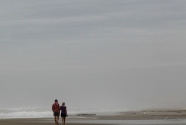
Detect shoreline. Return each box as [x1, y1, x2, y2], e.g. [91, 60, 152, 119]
[1, 109, 186, 120]
[1, 110, 186, 125]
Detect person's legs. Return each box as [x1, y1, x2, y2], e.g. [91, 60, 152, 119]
[54, 112, 59, 125]
[56, 116, 59, 124]
[62, 117, 65, 125]
[62, 117, 64, 124]
[61, 117, 63, 124]
[64, 117, 66, 125]
[54, 116, 56, 123]
[54, 116, 58, 124]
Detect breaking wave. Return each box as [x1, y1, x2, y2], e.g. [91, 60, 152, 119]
[0, 107, 125, 119]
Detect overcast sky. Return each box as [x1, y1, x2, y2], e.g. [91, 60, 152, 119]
[1, 0, 186, 110]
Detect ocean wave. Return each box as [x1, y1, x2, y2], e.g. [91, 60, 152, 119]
[0, 111, 51, 119]
[0, 108, 126, 119]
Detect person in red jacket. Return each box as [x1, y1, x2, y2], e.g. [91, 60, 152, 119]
[52, 99, 60, 125]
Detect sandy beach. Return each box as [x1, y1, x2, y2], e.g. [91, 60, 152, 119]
[0, 118, 115, 125]
[1, 110, 186, 125]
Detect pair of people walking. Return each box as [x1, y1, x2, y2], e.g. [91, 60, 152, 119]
[52, 99, 67, 125]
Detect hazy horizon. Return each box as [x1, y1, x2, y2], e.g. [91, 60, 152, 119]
[1, 0, 186, 111]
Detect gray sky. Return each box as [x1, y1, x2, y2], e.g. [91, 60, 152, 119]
[1, 0, 186, 110]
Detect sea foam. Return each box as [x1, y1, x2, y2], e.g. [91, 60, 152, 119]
[0, 107, 125, 119]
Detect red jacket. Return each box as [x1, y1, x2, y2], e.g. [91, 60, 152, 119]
[52, 102, 60, 112]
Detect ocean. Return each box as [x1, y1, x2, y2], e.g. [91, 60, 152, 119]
[0, 107, 122, 119]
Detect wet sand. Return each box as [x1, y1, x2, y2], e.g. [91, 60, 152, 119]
[100, 109, 186, 120]
[0, 118, 114, 125]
